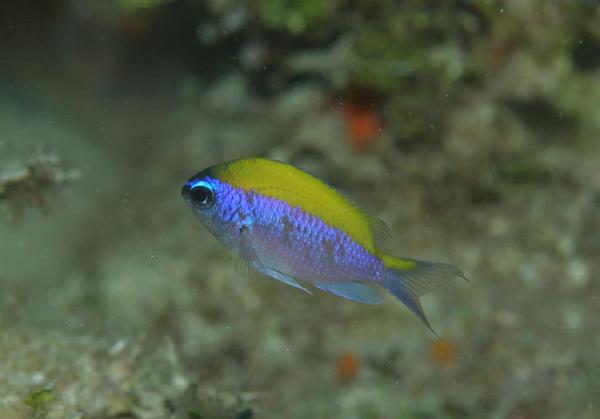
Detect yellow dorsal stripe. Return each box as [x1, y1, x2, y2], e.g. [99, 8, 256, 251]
[212, 158, 378, 254]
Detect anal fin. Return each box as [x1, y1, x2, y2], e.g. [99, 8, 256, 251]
[315, 281, 384, 304]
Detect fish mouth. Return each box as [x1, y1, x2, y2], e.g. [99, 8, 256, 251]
[181, 182, 192, 202]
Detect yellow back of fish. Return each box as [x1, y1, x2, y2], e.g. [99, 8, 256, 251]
[211, 158, 379, 254]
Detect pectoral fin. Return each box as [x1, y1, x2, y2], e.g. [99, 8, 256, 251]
[238, 224, 311, 294]
[238, 224, 264, 272]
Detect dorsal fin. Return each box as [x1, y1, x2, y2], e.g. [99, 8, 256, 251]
[367, 216, 392, 250]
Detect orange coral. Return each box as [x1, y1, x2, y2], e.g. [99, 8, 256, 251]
[343, 104, 382, 153]
[431, 339, 455, 367]
[336, 352, 360, 384]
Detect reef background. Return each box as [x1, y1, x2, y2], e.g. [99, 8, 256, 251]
[1, 1, 599, 418]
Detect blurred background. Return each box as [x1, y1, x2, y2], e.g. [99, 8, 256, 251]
[1, 1, 599, 418]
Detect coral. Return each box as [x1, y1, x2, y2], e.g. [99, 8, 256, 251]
[349, 0, 480, 145]
[0, 151, 80, 217]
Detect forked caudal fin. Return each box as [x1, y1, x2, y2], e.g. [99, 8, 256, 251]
[382, 256, 467, 337]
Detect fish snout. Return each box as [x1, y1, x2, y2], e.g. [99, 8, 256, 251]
[181, 182, 192, 202]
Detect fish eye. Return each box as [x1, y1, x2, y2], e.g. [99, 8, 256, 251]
[190, 183, 215, 209]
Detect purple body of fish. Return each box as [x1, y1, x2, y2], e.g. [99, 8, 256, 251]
[208, 179, 386, 284]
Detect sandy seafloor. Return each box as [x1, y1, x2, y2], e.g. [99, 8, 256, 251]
[1, 2, 599, 418]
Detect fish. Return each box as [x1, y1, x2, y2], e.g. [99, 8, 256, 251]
[181, 157, 466, 334]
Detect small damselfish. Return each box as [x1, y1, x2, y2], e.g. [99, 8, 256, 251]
[181, 158, 466, 334]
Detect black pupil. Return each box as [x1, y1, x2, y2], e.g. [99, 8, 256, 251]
[191, 186, 212, 205]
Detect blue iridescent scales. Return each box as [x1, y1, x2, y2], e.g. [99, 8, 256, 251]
[182, 158, 466, 335]
[215, 178, 385, 284]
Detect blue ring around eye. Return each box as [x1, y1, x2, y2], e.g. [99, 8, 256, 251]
[188, 179, 213, 190]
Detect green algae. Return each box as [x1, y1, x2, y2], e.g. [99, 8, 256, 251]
[24, 388, 54, 413]
[258, 0, 329, 34]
